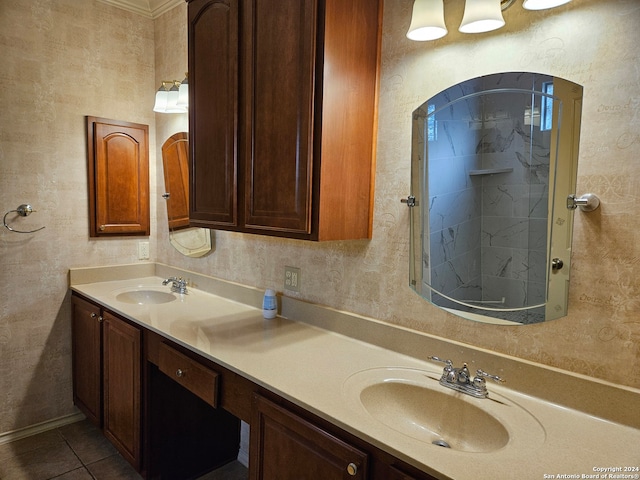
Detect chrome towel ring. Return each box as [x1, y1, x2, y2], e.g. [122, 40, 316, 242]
[3, 204, 45, 233]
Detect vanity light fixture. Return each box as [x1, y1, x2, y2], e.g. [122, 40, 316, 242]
[407, 0, 572, 41]
[177, 73, 188, 108]
[153, 82, 169, 113]
[407, 0, 448, 41]
[459, 0, 505, 34]
[153, 74, 188, 113]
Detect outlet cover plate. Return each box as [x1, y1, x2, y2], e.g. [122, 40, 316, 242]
[138, 241, 150, 260]
[284, 266, 300, 292]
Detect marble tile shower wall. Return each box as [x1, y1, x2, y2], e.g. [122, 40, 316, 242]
[425, 75, 550, 323]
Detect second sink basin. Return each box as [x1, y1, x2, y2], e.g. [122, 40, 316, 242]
[343, 367, 545, 454]
[360, 381, 508, 452]
[115, 289, 176, 305]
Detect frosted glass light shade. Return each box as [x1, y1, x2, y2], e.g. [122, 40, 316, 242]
[165, 83, 186, 113]
[523, 0, 571, 9]
[153, 84, 168, 113]
[459, 0, 505, 34]
[406, 0, 448, 41]
[177, 75, 188, 108]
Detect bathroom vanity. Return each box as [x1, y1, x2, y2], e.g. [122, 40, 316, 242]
[69, 264, 640, 480]
[71, 279, 434, 478]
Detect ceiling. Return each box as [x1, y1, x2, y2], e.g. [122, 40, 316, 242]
[96, 0, 183, 18]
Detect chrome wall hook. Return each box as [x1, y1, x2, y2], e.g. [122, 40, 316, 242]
[567, 193, 600, 212]
[3, 204, 46, 233]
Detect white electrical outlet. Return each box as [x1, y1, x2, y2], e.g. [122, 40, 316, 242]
[284, 266, 300, 292]
[138, 241, 150, 260]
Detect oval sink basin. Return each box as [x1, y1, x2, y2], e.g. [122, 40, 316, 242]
[343, 367, 545, 454]
[115, 290, 176, 305]
[360, 381, 508, 452]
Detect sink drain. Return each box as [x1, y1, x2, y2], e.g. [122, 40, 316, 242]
[432, 439, 451, 448]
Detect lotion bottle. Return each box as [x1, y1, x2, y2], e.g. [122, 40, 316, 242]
[262, 289, 277, 319]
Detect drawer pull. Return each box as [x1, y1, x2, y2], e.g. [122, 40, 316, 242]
[347, 462, 358, 476]
[176, 368, 184, 378]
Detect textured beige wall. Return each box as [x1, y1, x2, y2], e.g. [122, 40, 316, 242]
[0, 0, 156, 433]
[156, 0, 640, 391]
[1, 0, 638, 437]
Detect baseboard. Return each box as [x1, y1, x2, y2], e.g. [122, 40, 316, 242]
[0, 412, 86, 446]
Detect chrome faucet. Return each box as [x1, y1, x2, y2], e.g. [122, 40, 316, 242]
[429, 356, 504, 398]
[162, 276, 188, 294]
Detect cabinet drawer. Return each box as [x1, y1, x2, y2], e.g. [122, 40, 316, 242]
[158, 342, 218, 407]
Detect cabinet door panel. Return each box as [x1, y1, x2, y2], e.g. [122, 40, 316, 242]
[71, 295, 102, 427]
[87, 117, 149, 236]
[103, 312, 141, 470]
[250, 394, 368, 480]
[244, 0, 316, 234]
[189, 0, 239, 227]
[161, 133, 190, 230]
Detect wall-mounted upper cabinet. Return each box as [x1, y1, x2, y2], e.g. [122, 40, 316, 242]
[187, 0, 382, 241]
[86, 117, 150, 237]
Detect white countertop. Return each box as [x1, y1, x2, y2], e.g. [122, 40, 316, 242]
[71, 274, 640, 480]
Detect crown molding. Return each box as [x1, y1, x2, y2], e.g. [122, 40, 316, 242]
[96, 0, 183, 19]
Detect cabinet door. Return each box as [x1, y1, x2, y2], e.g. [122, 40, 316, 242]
[86, 117, 150, 237]
[188, 0, 240, 228]
[103, 312, 142, 470]
[71, 295, 102, 427]
[250, 394, 368, 480]
[242, 0, 317, 235]
[161, 132, 190, 230]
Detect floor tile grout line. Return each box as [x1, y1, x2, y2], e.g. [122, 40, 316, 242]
[52, 425, 98, 480]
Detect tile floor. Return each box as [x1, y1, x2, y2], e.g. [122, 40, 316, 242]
[0, 419, 248, 480]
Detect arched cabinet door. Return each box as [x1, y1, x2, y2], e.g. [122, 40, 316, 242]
[86, 116, 150, 237]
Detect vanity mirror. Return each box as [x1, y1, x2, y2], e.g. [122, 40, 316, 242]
[408, 72, 583, 325]
[161, 132, 212, 257]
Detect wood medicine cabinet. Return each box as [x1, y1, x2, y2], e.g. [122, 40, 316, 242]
[87, 116, 150, 237]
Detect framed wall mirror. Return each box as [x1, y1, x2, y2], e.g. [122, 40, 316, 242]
[409, 72, 583, 325]
[161, 132, 212, 257]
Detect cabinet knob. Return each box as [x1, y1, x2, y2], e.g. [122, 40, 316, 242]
[346, 462, 358, 476]
[99, 225, 106, 231]
[176, 369, 184, 378]
[90, 313, 97, 318]
[98, 316, 103, 323]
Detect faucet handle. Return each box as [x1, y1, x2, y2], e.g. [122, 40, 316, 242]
[475, 369, 505, 383]
[428, 356, 453, 368]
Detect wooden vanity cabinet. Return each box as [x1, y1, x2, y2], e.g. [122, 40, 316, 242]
[71, 294, 143, 471]
[73, 295, 438, 479]
[250, 394, 367, 479]
[102, 311, 142, 470]
[187, 0, 381, 241]
[71, 295, 103, 427]
[249, 393, 438, 480]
